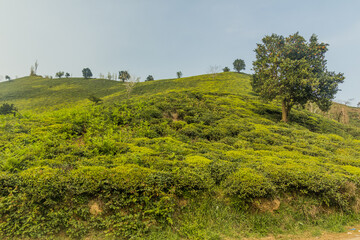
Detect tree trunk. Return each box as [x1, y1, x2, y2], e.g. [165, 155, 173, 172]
[281, 100, 291, 122]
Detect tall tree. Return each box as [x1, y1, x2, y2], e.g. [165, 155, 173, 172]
[119, 70, 130, 82]
[208, 65, 221, 80]
[56, 71, 64, 78]
[124, 75, 139, 98]
[82, 68, 93, 79]
[145, 75, 154, 81]
[177, 71, 182, 78]
[252, 33, 344, 122]
[34, 60, 39, 75]
[233, 59, 245, 73]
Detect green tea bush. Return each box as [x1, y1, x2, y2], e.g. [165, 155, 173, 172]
[223, 168, 275, 201]
[209, 160, 237, 185]
[173, 167, 214, 196]
[202, 126, 227, 141]
[69, 166, 108, 194]
[19, 166, 65, 203]
[180, 124, 201, 139]
[184, 155, 212, 168]
[170, 120, 187, 130]
[138, 106, 163, 121]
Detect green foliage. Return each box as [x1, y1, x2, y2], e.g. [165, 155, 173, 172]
[252, 32, 345, 122]
[223, 66, 230, 72]
[146, 75, 154, 81]
[0, 103, 17, 116]
[223, 168, 274, 202]
[176, 71, 182, 78]
[88, 95, 102, 104]
[0, 72, 360, 239]
[119, 70, 130, 82]
[82, 68, 93, 79]
[55, 71, 64, 78]
[233, 58, 245, 72]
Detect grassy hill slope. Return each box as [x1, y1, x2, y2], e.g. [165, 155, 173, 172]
[0, 76, 120, 111]
[1, 73, 360, 239]
[0, 73, 252, 112]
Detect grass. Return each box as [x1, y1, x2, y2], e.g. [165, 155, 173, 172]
[0, 76, 120, 111]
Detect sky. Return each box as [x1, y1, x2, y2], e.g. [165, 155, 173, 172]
[0, 0, 359, 105]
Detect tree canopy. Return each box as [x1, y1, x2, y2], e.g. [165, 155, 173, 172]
[145, 75, 154, 81]
[56, 71, 64, 78]
[252, 32, 345, 122]
[82, 68, 93, 79]
[223, 67, 230, 72]
[119, 71, 130, 82]
[0, 103, 17, 116]
[177, 71, 182, 78]
[233, 59, 245, 73]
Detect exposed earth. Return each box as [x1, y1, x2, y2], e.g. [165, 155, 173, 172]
[245, 228, 360, 240]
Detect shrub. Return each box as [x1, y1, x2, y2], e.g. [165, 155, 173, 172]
[69, 166, 108, 194]
[209, 160, 237, 185]
[138, 107, 163, 121]
[19, 166, 65, 203]
[0, 103, 17, 116]
[180, 124, 201, 138]
[184, 155, 212, 168]
[88, 95, 102, 104]
[223, 168, 274, 201]
[173, 167, 214, 196]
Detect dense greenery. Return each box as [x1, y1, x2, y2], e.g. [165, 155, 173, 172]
[119, 70, 130, 82]
[233, 58, 246, 73]
[56, 71, 65, 78]
[223, 66, 230, 72]
[0, 72, 360, 239]
[177, 71, 182, 78]
[82, 68, 93, 79]
[0, 103, 17, 116]
[252, 33, 345, 122]
[146, 75, 154, 81]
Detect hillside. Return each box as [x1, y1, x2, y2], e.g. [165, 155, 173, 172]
[1, 73, 360, 239]
[0, 73, 251, 112]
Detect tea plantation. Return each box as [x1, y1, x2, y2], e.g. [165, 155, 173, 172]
[1, 73, 360, 239]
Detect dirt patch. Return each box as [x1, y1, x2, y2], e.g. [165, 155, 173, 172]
[252, 198, 281, 213]
[244, 226, 360, 240]
[178, 198, 188, 207]
[171, 112, 179, 121]
[89, 200, 103, 216]
[163, 112, 180, 121]
[352, 197, 360, 213]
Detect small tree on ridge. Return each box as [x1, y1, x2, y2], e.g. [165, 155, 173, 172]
[56, 71, 64, 78]
[177, 71, 182, 78]
[119, 71, 130, 82]
[233, 59, 245, 73]
[82, 68, 93, 79]
[145, 75, 154, 81]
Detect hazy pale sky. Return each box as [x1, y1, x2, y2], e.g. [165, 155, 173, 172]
[1, 0, 359, 104]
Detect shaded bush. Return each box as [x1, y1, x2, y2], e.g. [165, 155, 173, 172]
[223, 168, 275, 201]
[0, 103, 17, 116]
